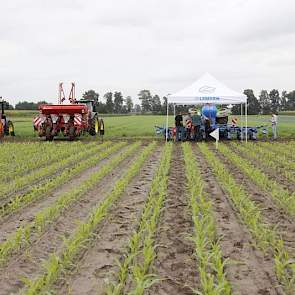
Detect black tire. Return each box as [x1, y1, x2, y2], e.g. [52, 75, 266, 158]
[99, 118, 105, 135]
[69, 126, 76, 141]
[89, 116, 98, 136]
[45, 126, 53, 141]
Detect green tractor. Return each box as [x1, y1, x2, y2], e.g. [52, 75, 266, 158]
[0, 98, 15, 137]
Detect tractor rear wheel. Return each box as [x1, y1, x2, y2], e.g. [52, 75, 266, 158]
[8, 121, 15, 136]
[89, 117, 99, 136]
[45, 126, 53, 141]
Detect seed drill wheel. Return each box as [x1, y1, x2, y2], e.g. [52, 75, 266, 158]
[69, 126, 76, 141]
[89, 116, 99, 136]
[45, 126, 53, 141]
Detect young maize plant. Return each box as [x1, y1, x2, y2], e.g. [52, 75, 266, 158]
[0, 141, 116, 217]
[230, 142, 295, 183]
[218, 143, 295, 216]
[198, 143, 295, 294]
[23, 142, 157, 295]
[182, 143, 231, 295]
[0, 142, 87, 184]
[258, 142, 295, 162]
[0, 141, 109, 200]
[105, 143, 172, 295]
[0, 141, 134, 266]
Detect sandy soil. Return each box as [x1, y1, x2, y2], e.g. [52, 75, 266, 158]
[0, 145, 143, 295]
[148, 145, 198, 295]
[195, 145, 284, 295]
[54, 146, 163, 295]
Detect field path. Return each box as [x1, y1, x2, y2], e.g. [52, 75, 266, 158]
[0, 145, 143, 295]
[213, 146, 295, 260]
[0, 145, 128, 244]
[148, 144, 198, 295]
[55, 146, 163, 295]
[195, 145, 283, 295]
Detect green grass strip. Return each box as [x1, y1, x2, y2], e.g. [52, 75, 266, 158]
[106, 143, 172, 295]
[198, 143, 295, 294]
[0, 141, 129, 266]
[218, 143, 295, 216]
[0, 141, 115, 217]
[23, 142, 157, 295]
[183, 143, 231, 295]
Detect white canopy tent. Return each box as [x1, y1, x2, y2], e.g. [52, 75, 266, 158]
[166, 73, 248, 141]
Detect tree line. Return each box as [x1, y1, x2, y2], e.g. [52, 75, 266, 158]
[2, 88, 295, 114]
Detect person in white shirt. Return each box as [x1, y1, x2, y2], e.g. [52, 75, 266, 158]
[270, 113, 278, 139]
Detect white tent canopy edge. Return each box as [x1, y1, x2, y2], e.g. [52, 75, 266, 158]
[166, 73, 248, 141]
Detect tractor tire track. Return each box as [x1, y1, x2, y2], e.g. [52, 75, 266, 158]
[0, 145, 129, 244]
[54, 146, 162, 295]
[148, 144, 198, 295]
[195, 145, 284, 295]
[212, 146, 295, 265]
[0, 145, 145, 295]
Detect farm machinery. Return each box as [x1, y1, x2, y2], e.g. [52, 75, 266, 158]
[0, 98, 15, 137]
[33, 83, 104, 141]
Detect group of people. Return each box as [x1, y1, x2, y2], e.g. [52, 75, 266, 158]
[174, 111, 203, 141]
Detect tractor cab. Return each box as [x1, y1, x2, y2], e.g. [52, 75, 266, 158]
[0, 99, 15, 136]
[76, 99, 97, 113]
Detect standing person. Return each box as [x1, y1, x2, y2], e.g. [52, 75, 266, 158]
[0, 114, 4, 143]
[192, 110, 202, 141]
[270, 113, 278, 139]
[175, 111, 183, 141]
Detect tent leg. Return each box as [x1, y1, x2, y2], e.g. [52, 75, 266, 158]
[240, 104, 243, 141]
[173, 104, 176, 117]
[166, 100, 169, 142]
[245, 102, 248, 143]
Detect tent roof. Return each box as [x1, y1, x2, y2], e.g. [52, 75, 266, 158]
[168, 73, 247, 105]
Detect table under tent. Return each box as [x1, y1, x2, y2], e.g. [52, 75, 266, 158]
[159, 73, 259, 142]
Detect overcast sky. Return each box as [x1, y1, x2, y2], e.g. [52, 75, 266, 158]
[1, 0, 295, 105]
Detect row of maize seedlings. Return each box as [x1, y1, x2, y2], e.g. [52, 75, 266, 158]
[258, 142, 295, 163]
[0, 142, 111, 200]
[0, 141, 139, 266]
[0, 141, 120, 217]
[183, 143, 231, 295]
[230, 142, 295, 183]
[218, 144, 295, 216]
[198, 143, 295, 293]
[106, 143, 172, 295]
[0, 142, 89, 184]
[23, 142, 157, 295]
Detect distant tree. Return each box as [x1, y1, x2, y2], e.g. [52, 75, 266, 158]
[269, 89, 280, 113]
[0, 99, 14, 110]
[151, 94, 162, 113]
[134, 104, 141, 113]
[161, 96, 174, 115]
[286, 90, 295, 110]
[113, 91, 124, 113]
[82, 90, 99, 104]
[259, 90, 271, 114]
[244, 89, 260, 115]
[280, 91, 288, 111]
[138, 90, 152, 112]
[125, 96, 134, 112]
[15, 101, 50, 110]
[104, 92, 114, 113]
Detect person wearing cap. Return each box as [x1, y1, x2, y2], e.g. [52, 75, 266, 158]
[175, 111, 184, 141]
[270, 113, 278, 139]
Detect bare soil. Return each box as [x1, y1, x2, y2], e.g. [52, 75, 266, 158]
[148, 144, 198, 295]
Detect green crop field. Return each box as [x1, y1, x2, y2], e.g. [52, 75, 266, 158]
[4, 111, 295, 139]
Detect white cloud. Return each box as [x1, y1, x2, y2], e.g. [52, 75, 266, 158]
[0, 0, 294, 105]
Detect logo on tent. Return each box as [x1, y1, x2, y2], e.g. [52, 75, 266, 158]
[199, 86, 216, 94]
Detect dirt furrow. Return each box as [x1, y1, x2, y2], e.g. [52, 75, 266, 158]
[0, 146, 144, 295]
[55, 147, 163, 295]
[212, 146, 295, 259]
[148, 144, 197, 295]
[195, 145, 283, 295]
[0, 145, 129, 244]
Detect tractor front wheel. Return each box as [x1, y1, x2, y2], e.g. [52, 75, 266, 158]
[89, 117, 99, 136]
[8, 121, 15, 136]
